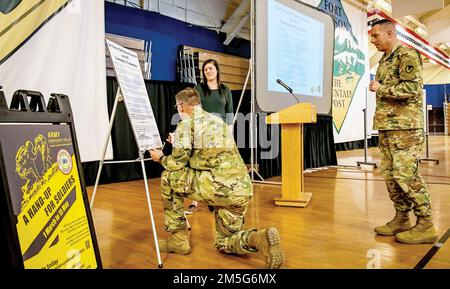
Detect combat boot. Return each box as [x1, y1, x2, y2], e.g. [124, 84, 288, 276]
[158, 230, 191, 255]
[374, 211, 411, 236]
[395, 217, 438, 244]
[249, 228, 285, 269]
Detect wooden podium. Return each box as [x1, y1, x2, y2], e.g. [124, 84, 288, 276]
[266, 103, 317, 207]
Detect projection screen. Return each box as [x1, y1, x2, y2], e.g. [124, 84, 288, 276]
[254, 0, 335, 114]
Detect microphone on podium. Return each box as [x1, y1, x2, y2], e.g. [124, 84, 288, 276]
[276, 79, 300, 103]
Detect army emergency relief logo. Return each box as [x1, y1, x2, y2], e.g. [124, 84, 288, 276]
[0, 0, 70, 65]
[57, 149, 72, 175]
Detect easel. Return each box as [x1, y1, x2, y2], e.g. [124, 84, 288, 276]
[420, 104, 439, 165]
[333, 89, 377, 170]
[233, 60, 275, 185]
[233, 1, 280, 186]
[89, 89, 163, 268]
[92, 40, 166, 268]
[357, 89, 377, 169]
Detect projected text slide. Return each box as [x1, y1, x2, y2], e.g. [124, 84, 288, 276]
[268, 0, 324, 97]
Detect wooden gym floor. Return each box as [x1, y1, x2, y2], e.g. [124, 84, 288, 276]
[87, 135, 450, 269]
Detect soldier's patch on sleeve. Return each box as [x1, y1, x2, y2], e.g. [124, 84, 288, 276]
[400, 59, 418, 80]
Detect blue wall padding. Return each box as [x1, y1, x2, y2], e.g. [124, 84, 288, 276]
[105, 2, 250, 81]
[424, 84, 450, 108]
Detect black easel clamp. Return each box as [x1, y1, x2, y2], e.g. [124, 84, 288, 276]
[9, 89, 48, 112]
[47, 93, 69, 113]
[9, 90, 30, 111]
[0, 86, 8, 110]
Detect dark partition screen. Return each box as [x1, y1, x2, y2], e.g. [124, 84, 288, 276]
[82, 78, 337, 186]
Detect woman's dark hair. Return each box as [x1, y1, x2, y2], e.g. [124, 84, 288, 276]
[201, 59, 227, 99]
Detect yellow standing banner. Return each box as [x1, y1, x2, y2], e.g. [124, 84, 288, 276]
[0, 91, 101, 269]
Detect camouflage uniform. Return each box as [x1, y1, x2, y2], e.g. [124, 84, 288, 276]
[374, 42, 431, 218]
[160, 106, 255, 254]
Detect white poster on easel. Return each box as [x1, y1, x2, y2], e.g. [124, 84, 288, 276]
[106, 39, 162, 151]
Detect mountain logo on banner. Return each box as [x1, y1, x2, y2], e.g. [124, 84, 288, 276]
[0, 0, 70, 65]
[318, 0, 365, 133]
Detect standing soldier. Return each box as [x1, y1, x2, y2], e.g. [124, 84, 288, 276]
[369, 19, 438, 244]
[149, 87, 285, 268]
